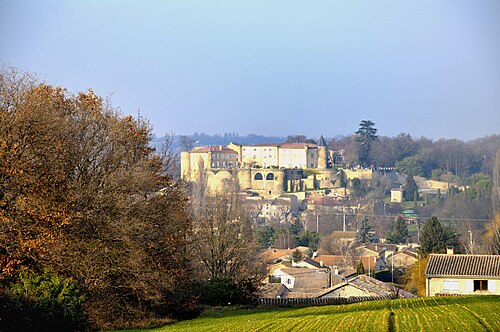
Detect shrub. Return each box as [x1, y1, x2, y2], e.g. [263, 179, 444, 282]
[0, 271, 88, 331]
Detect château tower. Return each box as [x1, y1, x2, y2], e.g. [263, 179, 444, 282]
[317, 134, 328, 169]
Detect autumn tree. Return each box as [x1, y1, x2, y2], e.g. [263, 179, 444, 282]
[188, 176, 264, 301]
[0, 65, 195, 329]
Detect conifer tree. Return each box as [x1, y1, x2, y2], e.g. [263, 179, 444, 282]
[356, 217, 374, 243]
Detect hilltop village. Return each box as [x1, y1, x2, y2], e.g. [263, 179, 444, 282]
[182, 135, 368, 223]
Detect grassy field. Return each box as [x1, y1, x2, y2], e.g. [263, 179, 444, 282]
[126, 296, 500, 332]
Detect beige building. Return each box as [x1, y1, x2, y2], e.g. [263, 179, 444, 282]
[181, 137, 338, 198]
[229, 137, 329, 170]
[425, 253, 500, 296]
[180, 145, 238, 181]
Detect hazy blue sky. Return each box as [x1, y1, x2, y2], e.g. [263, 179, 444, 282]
[1, 0, 499, 140]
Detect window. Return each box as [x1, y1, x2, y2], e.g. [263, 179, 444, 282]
[254, 173, 263, 180]
[266, 173, 275, 180]
[474, 280, 488, 291]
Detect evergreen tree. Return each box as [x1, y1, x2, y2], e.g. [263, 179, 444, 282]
[256, 226, 275, 249]
[387, 217, 409, 244]
[420, 216, 458, 255]
[356, 261, 365, 275]
[356, 217, 374, 243]
[354, 120, 377, 167]
[403, 174, 419, 201]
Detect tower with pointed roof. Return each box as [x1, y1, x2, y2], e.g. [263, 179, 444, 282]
[317, 134, 328, 169]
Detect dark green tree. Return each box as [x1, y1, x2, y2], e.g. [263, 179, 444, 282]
[403, 174, 419, 201]
[291, 249, 303, 261]
[356, 261, 365, 275]
[289, 217, 304, 244]
[355, 120, 378, 167]
[396, 155, 424, 176]
[356, 217, 374, 243]
[350, 178, 364, 200]
[298, 230, 320, 251]
[419, 217, 458, 255]
[386, 217, 409, 244]
[256, 226, 275, 249]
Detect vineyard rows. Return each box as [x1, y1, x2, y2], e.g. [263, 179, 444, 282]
[131, 296, 500, 332]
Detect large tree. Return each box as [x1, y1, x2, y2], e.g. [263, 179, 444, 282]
[0, 66, 195, 328]
[355, 120, 377, 167]
[403, 174, 419, 201]
[386, 217, 409, 244]
[419, 217, 458, 256]
[356, 217, 374, 243]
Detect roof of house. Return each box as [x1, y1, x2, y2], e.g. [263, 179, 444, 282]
[279, 143, 317, 149]
[191, 146, 237, 153]
[315, 275, 416, 299]
[261, 246, 311, 262]
[258, 283, 290, 298]
[313, 255, 383, 269]
[425, 254, 500, 278]
[387, 250, 418, 259]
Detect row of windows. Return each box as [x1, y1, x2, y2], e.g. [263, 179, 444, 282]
[254, 173, 275, 180]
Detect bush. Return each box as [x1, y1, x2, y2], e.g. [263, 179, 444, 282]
[198, 278, 259, 307]
[0, 271, 88, 332]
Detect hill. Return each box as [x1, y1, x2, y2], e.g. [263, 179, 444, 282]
[127, 295, 499, 331]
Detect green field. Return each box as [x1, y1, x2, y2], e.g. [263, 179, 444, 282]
[128, 296, 500, 332]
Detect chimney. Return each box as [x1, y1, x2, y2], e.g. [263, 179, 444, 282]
[334, 268, 339, 275]
[446, 247, 454, 255]
[320, 260, 324, 267]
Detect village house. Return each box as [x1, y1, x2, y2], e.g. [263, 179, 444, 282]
[315, 275, 416, 299]
[386, 250, 418, 269]
[425, 251, 500, 296]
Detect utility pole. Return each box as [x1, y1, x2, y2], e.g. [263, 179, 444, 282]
[343, 212, 346, 232]
[316, 214, 319, 233]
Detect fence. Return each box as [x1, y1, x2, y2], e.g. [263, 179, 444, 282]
[257, 295, 396, 308]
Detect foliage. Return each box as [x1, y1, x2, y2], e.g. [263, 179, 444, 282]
[396, 155, 424, 176]
[356, 217, 374, 243]
[285, 135, 316, 144]
[190, 191, 262, 281]
[154, 296, 500, 332]
[198, 278, 258, 307]
[386, 217, 409, 244]
[291, 249, 304, 262]
[403, 255, 429, 296]
[298, 230, 320, 251]
[419, 217, 458, 256]
[0, 65, 195, 329]
[402, 175, 418, 201]
[0, 270, 87, 331]
[484, 213, 500, 254]
[256, 225, 276, 249]
[349, 177, 364, 200]
[356, 261, 365, 275]
[354, 120, 378, 167]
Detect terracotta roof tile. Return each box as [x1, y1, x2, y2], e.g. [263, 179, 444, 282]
[190, 146, 237, 153]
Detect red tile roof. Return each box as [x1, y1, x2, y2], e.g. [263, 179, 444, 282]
[279, 143, 317, 149]
[425, 254, 500, 277]
[191, 146, 237, 153]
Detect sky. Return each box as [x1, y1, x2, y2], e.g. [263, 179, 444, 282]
[1, 0, 499, 140]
